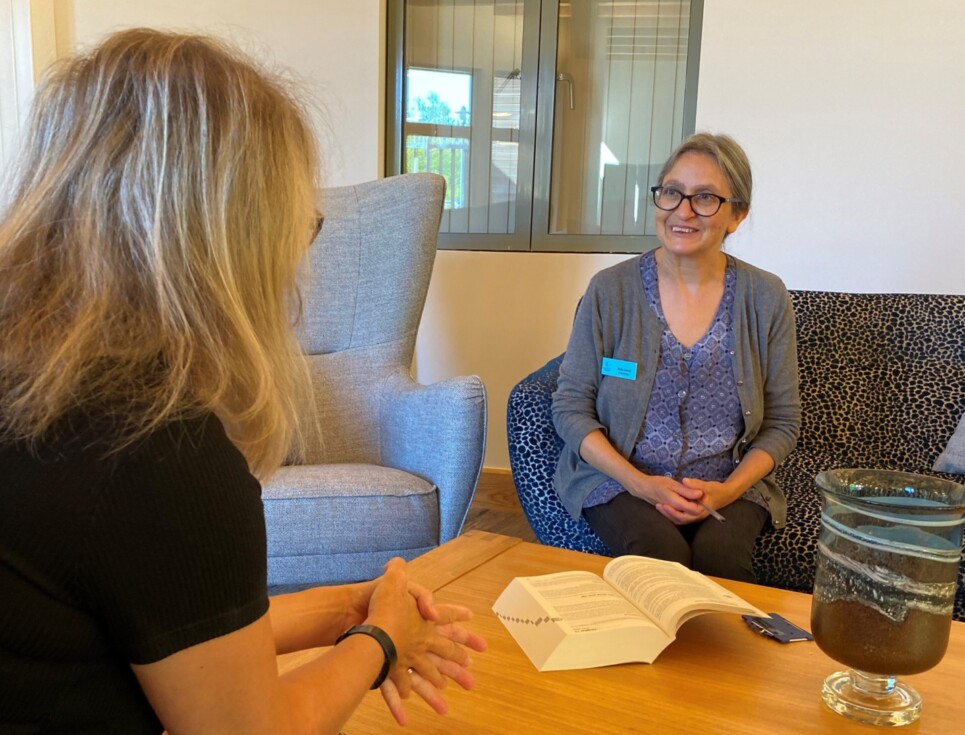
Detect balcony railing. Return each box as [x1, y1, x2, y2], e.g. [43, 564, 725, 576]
[405, 130, 470, 210]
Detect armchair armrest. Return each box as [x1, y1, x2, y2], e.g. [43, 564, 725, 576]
[380, 370, 487, 543]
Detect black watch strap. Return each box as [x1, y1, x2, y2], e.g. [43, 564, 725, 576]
[335, 624, 398, 690]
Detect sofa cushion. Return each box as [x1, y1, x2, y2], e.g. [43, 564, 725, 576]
[755, 448, 842, 592]
[789, 291, 965, 471]
[772, 292, 965, 620]
[934, 411, 965, 474]
[263, 464, 438, 559]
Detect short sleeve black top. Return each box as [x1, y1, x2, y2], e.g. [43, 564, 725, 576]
[0, 413, 269, 734]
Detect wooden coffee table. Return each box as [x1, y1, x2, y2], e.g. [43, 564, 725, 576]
[279, 531, 965, 733]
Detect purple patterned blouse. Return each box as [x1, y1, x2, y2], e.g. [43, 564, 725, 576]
[584, 250, 764, 509]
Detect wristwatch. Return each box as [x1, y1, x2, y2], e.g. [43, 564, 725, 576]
[335, 624, 398, 689]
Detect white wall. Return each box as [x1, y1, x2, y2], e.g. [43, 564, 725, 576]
[52, 0, 383, 187]
[32, 0, 965, 470]
[0, 0, 56, 165]
[697, 0, 965, 293]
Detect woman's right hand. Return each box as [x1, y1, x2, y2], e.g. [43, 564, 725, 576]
[580, 431, 699, 515]
[578, 431, 710, 524]
[364, 558, 486, 725]
[627, 472, 705, 519]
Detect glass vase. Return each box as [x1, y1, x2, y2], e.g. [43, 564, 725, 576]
[810, 468, 965, 727]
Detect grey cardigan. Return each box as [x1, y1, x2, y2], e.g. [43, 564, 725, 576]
[551, 254, 801, 527]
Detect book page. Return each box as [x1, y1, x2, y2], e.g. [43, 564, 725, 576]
[603, 556, 765, 635]
[520, 571, 656, 634]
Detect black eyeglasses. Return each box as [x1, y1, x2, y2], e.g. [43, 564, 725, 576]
[650, 186, 742, 217]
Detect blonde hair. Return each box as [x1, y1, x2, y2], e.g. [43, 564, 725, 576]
[0, 28, 318, 479]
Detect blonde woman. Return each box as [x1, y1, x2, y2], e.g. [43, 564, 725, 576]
[0, 29, 485, 735]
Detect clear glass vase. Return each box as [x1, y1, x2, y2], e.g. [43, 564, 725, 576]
[810, 468, 965, 727]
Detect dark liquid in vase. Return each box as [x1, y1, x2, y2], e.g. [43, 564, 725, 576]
[811, 598, 951, 675]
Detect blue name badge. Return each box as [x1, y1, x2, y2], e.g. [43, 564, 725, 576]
[601, 357, 638, 381]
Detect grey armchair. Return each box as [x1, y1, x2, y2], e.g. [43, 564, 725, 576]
[263, 173, 487, 590]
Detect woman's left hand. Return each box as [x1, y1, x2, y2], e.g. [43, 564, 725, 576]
[656, 477, 737, 524]
[378, 603, 488, 725]
[657, 449, 776, 525]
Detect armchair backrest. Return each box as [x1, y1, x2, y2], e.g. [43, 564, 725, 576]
[295, 173, 445, 464]
[300, 173, 444, 356]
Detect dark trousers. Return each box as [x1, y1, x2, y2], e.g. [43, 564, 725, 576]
[583, 492, 769, 582]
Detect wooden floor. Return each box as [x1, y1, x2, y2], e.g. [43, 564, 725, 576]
[462, 469, 537, 542]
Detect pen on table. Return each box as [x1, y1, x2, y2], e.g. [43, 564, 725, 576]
[697, 500, 726, 522]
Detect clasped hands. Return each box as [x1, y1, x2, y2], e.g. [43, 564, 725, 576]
[362, 558, 488, 726]
[631, 474, 732, 525]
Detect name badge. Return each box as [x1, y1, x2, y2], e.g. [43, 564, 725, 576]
[601, 357, 637, 380]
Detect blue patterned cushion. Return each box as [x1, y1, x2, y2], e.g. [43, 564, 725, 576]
[506, 355, 610, 555]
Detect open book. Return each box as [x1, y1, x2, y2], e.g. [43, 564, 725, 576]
[492, 555, 766, 671]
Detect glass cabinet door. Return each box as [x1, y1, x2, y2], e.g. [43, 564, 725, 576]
[535, 0, 699, 250]
[401, 0, 538, 249]
[388, 0, 700, 252]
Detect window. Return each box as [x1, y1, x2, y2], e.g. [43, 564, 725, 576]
[404, 67, 473, 212]
[386, 0, 703, 252]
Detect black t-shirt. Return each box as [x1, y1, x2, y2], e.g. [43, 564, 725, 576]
[0, 413, 269, 734]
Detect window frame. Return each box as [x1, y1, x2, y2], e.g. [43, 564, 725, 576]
[385, 0, 704, 254]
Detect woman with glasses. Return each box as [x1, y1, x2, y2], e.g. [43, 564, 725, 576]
[0, 29, 485, 735]
[551, 133, 801, 582]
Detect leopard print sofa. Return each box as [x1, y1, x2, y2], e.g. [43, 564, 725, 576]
[506, 291, 965, 621]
